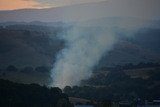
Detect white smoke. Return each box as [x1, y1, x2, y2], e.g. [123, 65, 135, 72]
[50, 18, 152, 88]
[51, 25, 116, 88]
[48, 0, 160, 89]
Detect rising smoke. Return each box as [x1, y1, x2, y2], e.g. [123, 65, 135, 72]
[51, 25, 116, 88]
[50, 19, 151, 88]
[46, 0, 160, 89]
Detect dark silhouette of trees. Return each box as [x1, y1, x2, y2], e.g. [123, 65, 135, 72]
[20, 66, 34, 73]
[6, 65, 18, 72]
[63, 86, 72, 95]
[35, 66, 50, 73]
[99, 100, 112, 107]
[0, 79, 71, 107]
[64, 66, 160, 101]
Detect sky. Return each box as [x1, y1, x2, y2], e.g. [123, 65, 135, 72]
[0, 0, 106, 10]
[0, 0, 160, 20]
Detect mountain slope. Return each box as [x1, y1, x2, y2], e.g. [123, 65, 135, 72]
[0, 26, 64, 68]
[0, 24, 160, 68]
[0, 23, 160, 85]
[98, 28, 160, 67]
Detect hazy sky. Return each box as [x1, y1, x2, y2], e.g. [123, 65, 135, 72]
[0, 0, 106, 10]
[0, 0, 160, 20]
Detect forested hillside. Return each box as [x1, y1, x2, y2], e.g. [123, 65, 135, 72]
[64, 63, 160, 101]
[0, 24, 160, 85]
[0, 79, 71, 107]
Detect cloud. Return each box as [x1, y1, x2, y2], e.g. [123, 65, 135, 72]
[0, 0, 49, 10]
[33, 0, 107, 7]
[0, 0, 107, 10]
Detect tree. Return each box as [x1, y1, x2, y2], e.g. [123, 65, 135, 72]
[0, 79, 71, 107]
[63, 86, 72, 95]
[100, 100, 112, 107]
[6, 65, 18, 72]
[21, 66, 34, 73]
[35, 66, 50, 72]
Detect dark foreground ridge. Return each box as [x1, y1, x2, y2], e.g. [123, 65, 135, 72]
[0, 79, 71, 107]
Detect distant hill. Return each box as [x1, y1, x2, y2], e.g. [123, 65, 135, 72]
[0, 25, 64, 68]
[0, 21, 64, 27]
[0, 23, 160, 85]
[0, 24, 160, 69]
[97, 28, 160, 67]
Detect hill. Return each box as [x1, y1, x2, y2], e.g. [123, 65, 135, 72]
[0, 25, 64, 68]
[97, 28, 160, 67]
[0, 24, 160, 85]
[0, 24, 160, 68]
[64, 63, 160, 101]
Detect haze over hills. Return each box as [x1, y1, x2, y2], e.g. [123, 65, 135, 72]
[0, 24, 160, 69]
[98, 28, 160, 67]
[0, 23, 160, 86]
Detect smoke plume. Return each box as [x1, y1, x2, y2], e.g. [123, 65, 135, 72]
[50, 18, 151, 88]
[51, 25, 117, 88]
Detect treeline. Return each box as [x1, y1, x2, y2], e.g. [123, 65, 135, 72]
[0, 65, 52, 85]
[0, 79, 71, 107]
[64, 67, 160, 101]
[97, 62, 160, 71]
[0, 24, 62, 33]
[116, 62, 160, 70]
[0, 65, 51, 73]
